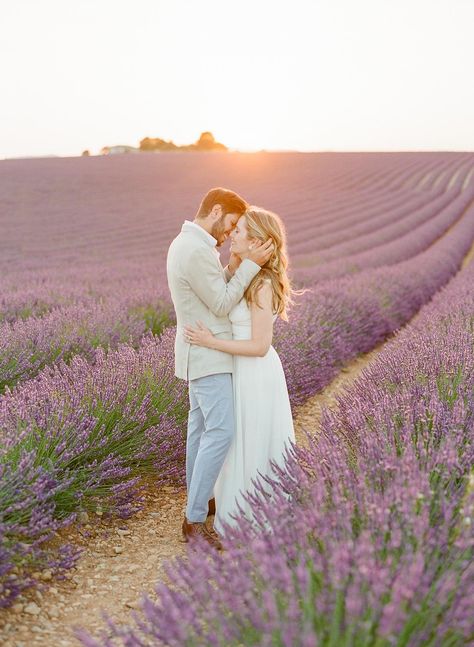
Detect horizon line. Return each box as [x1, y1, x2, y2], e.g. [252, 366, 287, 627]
[3, 147, 474, 161]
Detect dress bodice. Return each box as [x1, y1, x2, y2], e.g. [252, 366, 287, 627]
[229, 298, 277, 341]
[229, 299, 252, 340]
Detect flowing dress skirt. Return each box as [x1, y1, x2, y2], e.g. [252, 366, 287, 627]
[213, 344, 295, 536]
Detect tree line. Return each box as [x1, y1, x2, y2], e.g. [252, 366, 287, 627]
[83, 132, 228, 156]
[139, 131, 227, 152]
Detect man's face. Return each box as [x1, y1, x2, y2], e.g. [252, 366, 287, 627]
[211, 211, 241, 247]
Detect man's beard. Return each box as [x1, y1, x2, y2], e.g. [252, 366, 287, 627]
[211, 216, 227, 247]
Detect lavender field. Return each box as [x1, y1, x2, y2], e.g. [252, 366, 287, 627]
[1, 152, 473, 644]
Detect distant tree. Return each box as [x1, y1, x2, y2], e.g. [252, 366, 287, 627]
[197, 132, 215, 148]
[81, 149, 90, 156]
[139, 137, 178, 152]
[195, 131, 227, 151]
[139, 137, 155, 152]
[133, 132, 227, 153]
[100, 146, 110, 155]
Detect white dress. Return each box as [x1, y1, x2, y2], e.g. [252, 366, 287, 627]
[213, 296, 295, 536]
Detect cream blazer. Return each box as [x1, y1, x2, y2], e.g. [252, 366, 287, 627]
[166, 221, 260, 381]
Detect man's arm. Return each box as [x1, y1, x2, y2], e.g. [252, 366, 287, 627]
[223, 253, 242, 282]
[185, 247, 260, 317]
[185, 282, 274, 357]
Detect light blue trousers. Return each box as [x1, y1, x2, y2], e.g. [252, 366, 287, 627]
[186, 373, 234, 522]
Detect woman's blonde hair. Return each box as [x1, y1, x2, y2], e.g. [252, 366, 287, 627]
[243, 206, 294, 321]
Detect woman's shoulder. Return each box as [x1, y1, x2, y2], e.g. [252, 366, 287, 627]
[256, 275, 272, 288]
[256, 278, 273, 294]
[251, 279, 273, 311]
[259, 277, 279, 317]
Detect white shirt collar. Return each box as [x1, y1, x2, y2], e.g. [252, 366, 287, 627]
[182, 220, 218, 247]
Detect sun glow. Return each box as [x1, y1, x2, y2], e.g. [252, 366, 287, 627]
[1, 0, 473, 158]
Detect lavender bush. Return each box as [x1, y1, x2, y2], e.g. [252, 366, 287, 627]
[292, 183, 451, 257]
[78, 257, 474, 647]
[0, 262, 172, 324]
[295, 184, 474, 281]
[0, 329, 187, 606]
[0, 295, 174, 393]
[277, 198, 474, 407]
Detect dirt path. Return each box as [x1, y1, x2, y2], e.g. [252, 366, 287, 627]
[2, 238, 474, 647]
[461, 239, 474, 268]
[293, 344, 383, 447]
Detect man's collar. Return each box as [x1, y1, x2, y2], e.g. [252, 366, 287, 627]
[182, 220, 217, 247]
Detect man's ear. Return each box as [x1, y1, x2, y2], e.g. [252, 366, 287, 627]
[209, 204, 222, 222]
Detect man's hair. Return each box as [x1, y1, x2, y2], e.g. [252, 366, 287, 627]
[196, 187, 248, 219]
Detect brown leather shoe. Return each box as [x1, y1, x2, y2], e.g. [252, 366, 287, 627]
[207, 497, 216, 517]
[181, 516, 223, 551]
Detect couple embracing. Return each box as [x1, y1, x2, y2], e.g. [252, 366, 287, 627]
[166, 188, 295, 550]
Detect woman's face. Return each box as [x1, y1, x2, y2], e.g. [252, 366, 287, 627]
[229, 215, 252, 255]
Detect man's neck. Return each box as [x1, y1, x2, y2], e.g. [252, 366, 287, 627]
[193, 218, 213, 236]
[185, 219, 217, 247]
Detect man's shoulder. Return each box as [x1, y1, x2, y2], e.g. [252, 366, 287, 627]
[169, 230, 208, 251]
[167, 232, 215, 276]
[168, 232, 202, 263]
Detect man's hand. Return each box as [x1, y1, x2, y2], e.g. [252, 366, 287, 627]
[247, 238, 274, 267]
[184, 321, 215, 349]
[227, 252, 242, 276]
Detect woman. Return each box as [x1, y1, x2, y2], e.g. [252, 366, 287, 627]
[184, 206, 296, 537]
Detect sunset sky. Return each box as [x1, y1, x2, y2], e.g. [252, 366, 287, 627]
[1, 0, 473, 158]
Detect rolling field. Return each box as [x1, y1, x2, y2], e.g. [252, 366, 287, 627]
[0, 152, 473, 645]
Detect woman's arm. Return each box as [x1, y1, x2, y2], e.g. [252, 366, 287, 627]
[184, 283, 274, 358]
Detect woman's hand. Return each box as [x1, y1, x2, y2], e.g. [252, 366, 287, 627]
[183, 321, 215, 348]
[239, 239, 274, 266]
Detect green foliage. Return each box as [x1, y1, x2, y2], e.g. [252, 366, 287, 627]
[130, 302, 175, 337]
[138, 132, 227, 152]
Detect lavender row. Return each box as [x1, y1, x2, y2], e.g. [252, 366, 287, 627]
[1, 184, 471, 394]
[0, 289, 174, 393]
[1, 155, 472, 329]
[2, 153, 472, 278]
[0, 261, 170, 323]
[285, 164, 433, 231]
[291, 157, 473, 261]
[0, 181, 432, 323]
[295, 184, 474, 281]
[0, 329, 187, 607]
[273, 152, 471, 253]
[303, 186, 459, 259]
[278, 199, 474, 407]
[289, 185, 445, 252]
[79, 257, 474, 646]
[250, 152, 472, 236]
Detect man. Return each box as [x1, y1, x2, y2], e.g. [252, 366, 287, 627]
[166, 187, 273, 549]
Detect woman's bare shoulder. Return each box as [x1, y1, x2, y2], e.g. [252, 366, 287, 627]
[253, 280, 273, 307]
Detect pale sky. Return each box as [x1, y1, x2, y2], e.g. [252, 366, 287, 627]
[1, 0, 473, 158]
